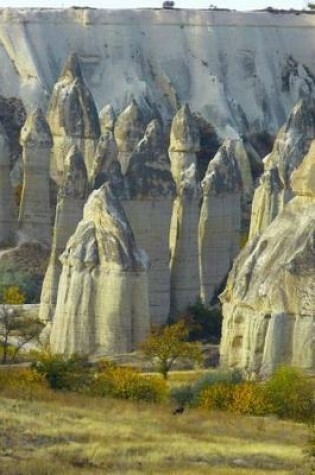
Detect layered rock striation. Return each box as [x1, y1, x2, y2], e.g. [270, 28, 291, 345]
[220, 143, 315, 375]
[50, 183, 150, 355]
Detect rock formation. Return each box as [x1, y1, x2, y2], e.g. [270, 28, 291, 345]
[18, 108, 52, 246]
[0, 122, 17, 245]
[39, 145, 88, 322]
[114, 100, 146, 175]
[199, 140, 243, 304]
[99, 104, 116, 134]
[220, 143, 315, 376]
[169, 104, 201, 313]
[47, 53, 100, 183]
[49, 183, 150, 356]
[123, 119, 176, 324]
[249, 98, 315, 238]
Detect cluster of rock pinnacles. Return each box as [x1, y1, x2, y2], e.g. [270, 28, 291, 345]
[0, 53, 313, 374]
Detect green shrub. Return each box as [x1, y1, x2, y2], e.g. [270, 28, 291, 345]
[0, 263, 42, 304]
[0, 367, 49, 400]
[179, 300, 222, 343]
[170, 384, 194, 407]
[89, 365, 167, 403]
[265, 366, 315, 422]
[191, 369, 243, 402]
[31, 352, 91, 391]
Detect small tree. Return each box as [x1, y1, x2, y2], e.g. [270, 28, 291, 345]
[0, 286, 42, 364]
[140, 321, 202, 379]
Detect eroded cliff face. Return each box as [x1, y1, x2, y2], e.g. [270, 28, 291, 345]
[220, 142, 315, 376]
[49, 183, 150, 356]
[1, 9, 315, 142]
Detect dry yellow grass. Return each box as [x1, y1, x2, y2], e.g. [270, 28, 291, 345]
[0, 389, 309, 475]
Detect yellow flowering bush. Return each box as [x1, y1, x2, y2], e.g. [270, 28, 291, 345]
[2, 285, 25, 305]
[0, 367, 49, 400]
[90, 365, 167, 403]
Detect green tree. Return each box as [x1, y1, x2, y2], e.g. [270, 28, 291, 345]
[140, 321, 202, 379]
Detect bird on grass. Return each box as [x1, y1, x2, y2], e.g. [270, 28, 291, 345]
[172, 406, 185, 415]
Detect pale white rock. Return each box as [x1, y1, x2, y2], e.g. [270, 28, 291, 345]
[249, 98, 315, 238]
[50, 183, 150, 356]
[114, 100, 146, 175]
[47, 53, 100, 182]
[199, 140, 242, 304]
[18, 108, 52, 246]
[0, 122, 16, 245]
[169, 104, 201, 313]
[220, 145, 315, 376]
[39, 145, 88, 322]
[123, 119, 176, 325]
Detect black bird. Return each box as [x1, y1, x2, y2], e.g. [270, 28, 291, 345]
[172, 406, 185, 415]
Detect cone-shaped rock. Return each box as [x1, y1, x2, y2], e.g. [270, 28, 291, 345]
[49, 183, 150, 355]
[249, 98, 315, 237]
[90, 129, 118, 188]
[199, 140, 243, 303]
[122, 119, 176, 324]
[220, 142, 315, 376]
[39, 146, 88, 322]
[169, 104, 201, 314]
[114, 100, 145, 174]
[47, 53, 100, 182]
[99, 104, 115, 133]
[18, 108, 52, 245]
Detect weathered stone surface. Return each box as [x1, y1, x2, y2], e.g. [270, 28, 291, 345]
[114, 100, 146, 175]
[220, 145, 315, 376]
[0, 122, 17, 245]
[18, 108, 52, 246]
[122, 119, 175, 324]
[249, 98, 315, 238]
[99, 104, 115, 133]
[47, 53, 100, 182]
[49, 183, 150, 356]
[199, 140, 242, 304]
[39, 146, 88, 322]
[169, 104, 201, 313]
[90, 130, 118, 188]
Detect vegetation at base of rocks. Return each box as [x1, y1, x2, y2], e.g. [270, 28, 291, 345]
[264, 366, 315, 423]
[30, 352, 167, 403]
[178, 300, 222, 343]
[140, 320, 203, 379]
[0, 305, 43, 364]
[0, 263, 42, 304]
[170, 368, 244, 407]
[31, 351, 92, 391]
[89, 363, 167, 403]
[305, 425, 315, 474]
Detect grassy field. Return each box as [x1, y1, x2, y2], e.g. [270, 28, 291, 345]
[0, 388, 310, 475]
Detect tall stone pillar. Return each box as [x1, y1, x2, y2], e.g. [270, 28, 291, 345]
[18, 108, 52, 246]
[47, 53, 100, 183]
[39, 145, 88, 322]
[168, 104, 201, 314]
[0, 122, 16, 245]
[199, 140, 242, 304]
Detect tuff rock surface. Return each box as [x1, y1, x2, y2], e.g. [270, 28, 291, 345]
[220, 141, 315, 375]
[0, 122, 16, 245]
[199, 140, 243, 304]
[169, 104, 201, 313]
[39, 145, 88, 322]
[18, 108, 52, 246]
[47, 53, 100, 182]
[49, 183, 150, 355]
[249, 98, 315, 238]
